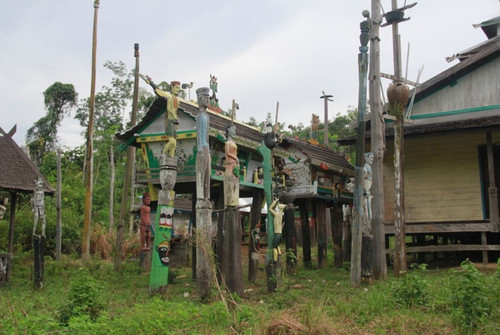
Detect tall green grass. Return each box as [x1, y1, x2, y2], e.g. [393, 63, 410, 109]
[0, 251, 498, 334]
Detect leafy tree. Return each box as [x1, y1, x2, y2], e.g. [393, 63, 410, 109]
[26, 82, 78, 166]
[75, 61, 132, 138]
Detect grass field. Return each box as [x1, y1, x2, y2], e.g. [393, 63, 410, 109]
[1, 247, 498, 334]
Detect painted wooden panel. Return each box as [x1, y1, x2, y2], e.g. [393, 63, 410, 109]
[384, 132, 486, 223]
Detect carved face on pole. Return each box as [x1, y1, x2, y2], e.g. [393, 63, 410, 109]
[171, 82, 181, 96]
[142, 193, 151, 206]
[157, 240, 170, 266]
[226, 124, 236, 141]
[364, 152, 374, 165]
[196, 87, 210, 109]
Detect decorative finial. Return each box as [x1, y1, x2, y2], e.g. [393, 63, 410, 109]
[359, 10, 370, 52]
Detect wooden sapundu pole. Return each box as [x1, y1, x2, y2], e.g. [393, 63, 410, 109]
[259, 112, 277, 293]
[194, 87, 214, 298]
[222, 108, 243, 296]
[369, 0, 387, 281]
[351, 10, 370, 287]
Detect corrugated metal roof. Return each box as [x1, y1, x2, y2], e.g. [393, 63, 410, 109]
[0, 127, 55, 195]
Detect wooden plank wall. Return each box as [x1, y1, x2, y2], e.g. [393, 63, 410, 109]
[384, 132, 487, 223]
[412, 58, 500, 116]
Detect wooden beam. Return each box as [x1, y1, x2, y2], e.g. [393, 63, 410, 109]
[386, 244, 500, 254]
[384, 222, 491, 234]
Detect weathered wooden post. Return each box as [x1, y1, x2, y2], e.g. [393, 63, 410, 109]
[320, 92, 333, 146]
[223, 117, 243, 296]
[115, 43, 140, 271]
[383, 0, 416, 276]
[351, 10, 370, 287]
[33, 235, 45, 289]
[248, 189, 264, 282]
[299, 199, 312, 268]
[361, 152, 374, 278]
[331, 205, 343, 268]
[369, 0, 387, 280]
[317, 199, 328, 269]
[284, 201, 297, 275]
[194, 87, 213, 298]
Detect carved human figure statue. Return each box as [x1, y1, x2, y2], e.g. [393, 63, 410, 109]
[32, 178, 46, 236]
[269, 198, 286, 260]
[224, 125, 239, 178]
[224, 124, 240, 207]
[362, 152, 374, 235]
[0, 197, 8, 220]
[342, 176, 355, 241]
[140, 192, 152, 250]
[145, 77, 181, 157]
[196, 87, 211, 200]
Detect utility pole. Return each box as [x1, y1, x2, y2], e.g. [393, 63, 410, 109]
[82, 0, 99, 263]
[320, 92, 333, 146]
[369, 0, 387, 280]
[351, 10, 370, 287]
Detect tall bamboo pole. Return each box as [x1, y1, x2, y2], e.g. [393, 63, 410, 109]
[351, 11, 370, 287]
[56, 148, 62, 261]
[114, 43, 140, 271]
[369, 0, 387, 280]
[82, 0, 99, 263]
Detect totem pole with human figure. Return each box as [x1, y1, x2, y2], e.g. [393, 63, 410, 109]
[194, 87, 214, 298]
[257, 110, 281, 292]
[222, 114, 243, 296]
[32, 178, 46, 289]
[141, 75, 181, 292]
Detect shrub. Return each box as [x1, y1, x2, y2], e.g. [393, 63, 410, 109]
[393, 263, 429, 307]
[57, 270, 107, 325]
[450, 259, 490, 334]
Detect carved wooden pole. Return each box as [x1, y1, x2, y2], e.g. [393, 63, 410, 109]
[258, 140, 275, 292]
[320, 92, 333, 146]
[351, 10, 370, 287]
[195, 87, 213, 298]
[386, 0, 415, 276]
[82, 0, 99, 263]
[115, 43, 140, 271]
[223, 122, 243, 295]
[369, 0, 387, 280]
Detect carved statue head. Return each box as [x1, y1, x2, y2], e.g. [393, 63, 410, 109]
[226, 124, 236, 140]
[196, 87, 210, 109]
[170, 81, 181, 96]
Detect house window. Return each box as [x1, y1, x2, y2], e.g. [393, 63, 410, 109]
[478, 143, 500, 219]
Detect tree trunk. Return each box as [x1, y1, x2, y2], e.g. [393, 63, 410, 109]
[109, 145, 115, 232]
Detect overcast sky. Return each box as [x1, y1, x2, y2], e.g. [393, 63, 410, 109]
[1, 1, 498, 148]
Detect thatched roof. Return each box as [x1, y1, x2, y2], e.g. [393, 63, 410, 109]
[0, 126, 55, 195]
